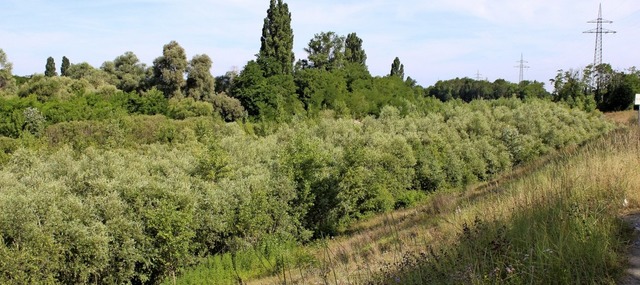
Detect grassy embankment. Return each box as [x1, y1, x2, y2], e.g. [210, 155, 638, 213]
[172, 111, 640, 284]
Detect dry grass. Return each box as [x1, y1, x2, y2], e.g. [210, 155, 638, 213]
[604, 110, 636, 125]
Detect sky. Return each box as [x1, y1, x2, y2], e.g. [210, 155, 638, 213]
[1, 0, 639, 89]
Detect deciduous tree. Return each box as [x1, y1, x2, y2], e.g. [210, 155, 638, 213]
[152, 41, 188, 99]
[102, 51, 147, 92]
[303, 31, 345, 71]
[186, 54, 215, 100]
[0, 49, 16, 92]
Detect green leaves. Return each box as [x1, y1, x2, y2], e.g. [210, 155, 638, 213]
[45, 56, 57, 77]
[186, 54, 215, 101]
[258, 0, 294, 77]
[390, 57, 404, 80]
[152, 41, 188, 99]
[0, 97, 615, 284]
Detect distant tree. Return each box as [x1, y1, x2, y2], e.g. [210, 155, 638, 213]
[64, 62, 116, 88]
[232, 60, 300, 120]
[257, 0, 294, 77]
[344, 33, 367, 67]
[551, 69, 595, 111]
[65, 62, 97, 79]
[61, 56, 70, 76]
[303, 32, 345, 71]
[517, 80, 550, 99]
[45, 56, 57, 77]
[205, 93, 247, 121]
[0, 49, 16, 92]
[599, 71, 639, 111]
[492, 79, 517, 99]
[186, 54, 215, 100]
[152, 41, 188, 98]
[405, 76, 417, 88]
[215, 69, 238, 95]
[231, 61, 267, 117]
[294, 68, 348, 112]
[101, 51, 147, 92]
[390, 57, 404, 80]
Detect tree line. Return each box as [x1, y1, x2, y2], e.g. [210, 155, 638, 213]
[3, 0, 635, 127]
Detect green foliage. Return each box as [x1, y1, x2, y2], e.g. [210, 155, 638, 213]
[428, 77, 551, 102]
[0, 89, 615, 284]
[598, 69, 640, 112]
[552, 69, 596, 112]
[232, 61, 301, 121]
[45, 56, 57, 77]
[205, 93, 247, 122]
[303, 31, 345, 71]
[548, 64, 640, 112]
[258, 0, 294, 77]
[185, 54, 215, 100]
[18, 74, 87, 101]
[129, 88, 169, 115]
[60, 56, 70, 77]
[101, 51, 147, 92]
[0, 49, 16, 94]
[344, 33, 367, 67]
[294, 68, 348, 114]
[153, 41, 188, 99]
[214, 70, 238, 95]
[22, 107, 45, 137]
[167, 98, 213, 120]
[374, 129, 637, 285]
[390, 57, 404, 80]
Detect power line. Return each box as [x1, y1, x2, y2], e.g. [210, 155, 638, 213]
[514, 53, 530, 83]
[583, 3, 616, 67]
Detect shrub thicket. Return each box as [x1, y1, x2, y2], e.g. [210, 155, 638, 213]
[0, 98, 614, 284]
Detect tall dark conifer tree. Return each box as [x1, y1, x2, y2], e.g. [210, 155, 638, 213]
[390, 57, 404, 80]
[258, 0, 294, 77]
[61, 56, 70, 76]
[45, 56, 57, 77]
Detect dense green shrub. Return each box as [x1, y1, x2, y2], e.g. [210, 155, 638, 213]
[0, 98, 614, 284]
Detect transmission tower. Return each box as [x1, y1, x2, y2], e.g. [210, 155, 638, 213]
[475, 70, 483, 81]
[514, 53, 530, 83]
[583, 3, 616, 67]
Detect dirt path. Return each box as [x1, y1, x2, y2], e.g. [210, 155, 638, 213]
[621, 214, 640, 285]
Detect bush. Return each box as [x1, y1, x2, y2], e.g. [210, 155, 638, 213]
[0, 97, 615, 284]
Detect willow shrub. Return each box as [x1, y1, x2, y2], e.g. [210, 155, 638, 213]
[0, 98, 615, 284]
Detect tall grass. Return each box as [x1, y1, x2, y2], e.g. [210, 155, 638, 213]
[238, 125, 639, 285]
[369, 128, 640, 284]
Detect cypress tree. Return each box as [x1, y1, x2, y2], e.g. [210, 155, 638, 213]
[45, 56, 57, 77]
[61, 56, 70, 76]
[390, 57, 404, 80]
[258, 0, 294, 77]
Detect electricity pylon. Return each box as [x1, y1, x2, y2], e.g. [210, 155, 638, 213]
[515, 53, 530, 83]
[583, 3, 616, 67]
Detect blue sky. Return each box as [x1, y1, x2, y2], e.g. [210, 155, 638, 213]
[1, 0, 639, 88]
